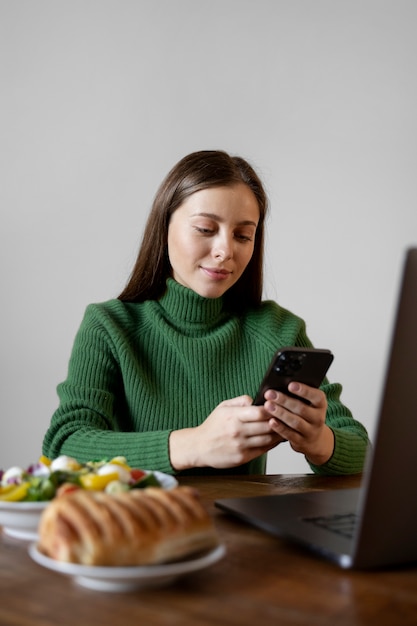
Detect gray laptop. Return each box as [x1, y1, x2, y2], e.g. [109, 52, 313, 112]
[216, 248, 417, 569]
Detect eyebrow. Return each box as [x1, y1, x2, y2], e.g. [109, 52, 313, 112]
[192, 212, 258, 227]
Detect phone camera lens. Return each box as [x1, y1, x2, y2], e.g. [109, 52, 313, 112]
[275, 353, 290, 374]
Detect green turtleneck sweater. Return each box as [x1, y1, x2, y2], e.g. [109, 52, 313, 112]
[42, 279, 369, 476]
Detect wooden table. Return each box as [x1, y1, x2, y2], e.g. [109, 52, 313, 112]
[2, 474, 417, 626]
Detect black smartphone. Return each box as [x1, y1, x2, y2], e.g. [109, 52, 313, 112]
[253, 347, 334, 405]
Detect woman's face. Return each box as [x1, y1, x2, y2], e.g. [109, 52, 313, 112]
[167, 183, 260, 299]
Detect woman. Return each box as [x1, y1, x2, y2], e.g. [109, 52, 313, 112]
[43, 150, 369, 475]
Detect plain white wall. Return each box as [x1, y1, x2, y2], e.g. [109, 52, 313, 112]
[1, 0, 416, 473]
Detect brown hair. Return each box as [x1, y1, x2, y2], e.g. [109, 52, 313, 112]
[118, 150, 268, 310]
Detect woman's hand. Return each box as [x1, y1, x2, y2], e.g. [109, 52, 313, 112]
[263, 382, 334, 466]
[169, 395, 284, 471]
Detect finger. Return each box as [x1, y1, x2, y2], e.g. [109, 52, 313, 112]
[263, 391, 316, 434]
[268, 415, 300, 438]
[263, 392, 312, 424]
[287, 382, 327, 408]
[242, 418, 279, 438]
[267, 408, 306, 435]
[232, 403, 278, 424]
[244, 432, 285, 451]
[221, 394, 253, 408]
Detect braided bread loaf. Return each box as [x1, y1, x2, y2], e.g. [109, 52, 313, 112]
[37, 486, 219, 566]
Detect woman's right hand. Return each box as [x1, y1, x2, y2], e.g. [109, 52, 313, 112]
[169, 395, 284, 471]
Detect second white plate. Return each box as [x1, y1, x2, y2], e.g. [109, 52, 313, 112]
[0, 501, 48, 541]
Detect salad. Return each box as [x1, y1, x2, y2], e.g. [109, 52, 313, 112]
[0, 455, 163, 502]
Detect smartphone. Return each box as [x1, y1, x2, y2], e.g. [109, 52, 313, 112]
[253, 347, 334, 405]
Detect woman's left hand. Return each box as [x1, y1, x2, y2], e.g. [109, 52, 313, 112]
[263, 382, 335, 466]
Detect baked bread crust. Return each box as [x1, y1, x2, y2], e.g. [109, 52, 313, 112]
[37, 486, 219, 566]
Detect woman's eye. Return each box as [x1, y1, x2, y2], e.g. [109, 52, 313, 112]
[193, 225, 254, 241]
[235, 233, 253, 242]
[195, 226, 214, 235]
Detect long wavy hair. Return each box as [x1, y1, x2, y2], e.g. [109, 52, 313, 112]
[118, 150, 268, 311]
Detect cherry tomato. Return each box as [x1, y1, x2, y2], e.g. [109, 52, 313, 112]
[130, 469, 147, 482]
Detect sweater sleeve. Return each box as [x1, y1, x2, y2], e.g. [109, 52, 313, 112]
[253, 301, 370, 475]
[42, 306, 175, 474]
[294, 318, 370, 475]
[308, 381, 369, 475]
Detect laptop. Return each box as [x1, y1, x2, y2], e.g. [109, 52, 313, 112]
[216, 248, 417, 569]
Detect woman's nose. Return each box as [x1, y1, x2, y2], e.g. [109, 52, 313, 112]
[213, 234, 233, 260]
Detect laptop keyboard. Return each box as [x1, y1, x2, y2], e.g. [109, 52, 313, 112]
[303, 512, 358, 539]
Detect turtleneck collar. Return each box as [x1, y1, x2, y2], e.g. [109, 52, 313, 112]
[157, 278, 226, 329]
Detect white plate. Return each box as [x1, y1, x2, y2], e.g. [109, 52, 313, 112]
[0, 501, 48, 541]
[0, 471, 177, 541]
[29, 543, 226, 592]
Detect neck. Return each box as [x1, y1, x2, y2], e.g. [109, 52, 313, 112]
[157, 279, 226, 329]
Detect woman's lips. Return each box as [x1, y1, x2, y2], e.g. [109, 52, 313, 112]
[201, 267, 231, 280]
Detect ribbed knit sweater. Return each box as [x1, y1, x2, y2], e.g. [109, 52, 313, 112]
[42, 279, 369, 476]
